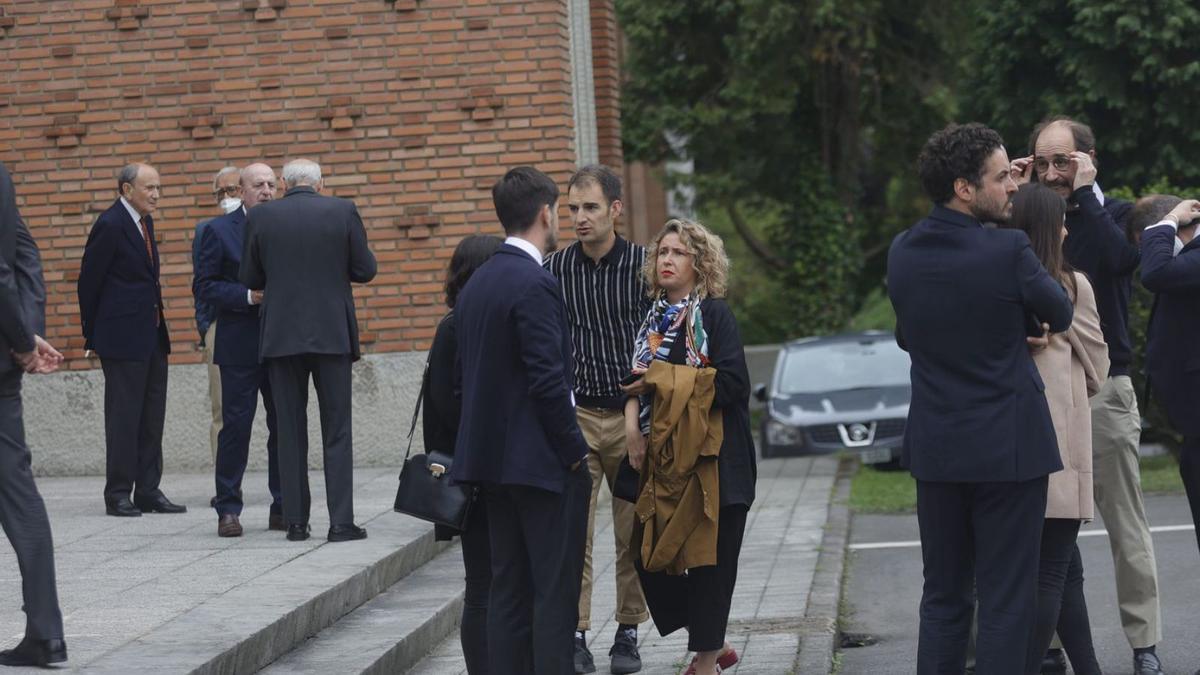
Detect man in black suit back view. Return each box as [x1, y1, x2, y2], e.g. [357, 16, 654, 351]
[453, 167, 592, 673]
[239, 158, 377, 543]
[0, 161, 67, 667]
[887, 123, 1074, 675]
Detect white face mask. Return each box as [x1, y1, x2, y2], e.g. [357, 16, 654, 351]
[220, 197, 242, 214]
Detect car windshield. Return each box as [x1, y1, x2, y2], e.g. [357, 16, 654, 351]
[777, 338, 910, 395]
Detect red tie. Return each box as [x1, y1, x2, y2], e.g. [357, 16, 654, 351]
[138, 218, 154, 263]
[138, 218, 160, 326]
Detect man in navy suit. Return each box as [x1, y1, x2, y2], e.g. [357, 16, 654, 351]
[453, 166, 592, 674]
[194, 163, 284, 537]
[887, 123, 1073, 675]
[1139, 195, 1200, 559]
[78, 163, 185, 517]
[0, 161, 67, 667]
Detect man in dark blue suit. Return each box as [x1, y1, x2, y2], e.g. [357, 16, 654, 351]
[1139, 195, 1200, 559]
[887, 123, 1074, 675]
[194, 163, 284, 537]
[453, 166, 592, 674]
[0, 161, 67, 667]
[77, 163, 185, 517]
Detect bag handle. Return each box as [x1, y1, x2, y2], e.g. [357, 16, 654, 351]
[403, 310, 450, 463]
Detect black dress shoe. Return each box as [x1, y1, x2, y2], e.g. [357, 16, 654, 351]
[327, 524, 367, 542]
[0, 637, 67, 666]
[1040, 648, 1067, 673]
[105, 498, 142, 517]
[286, 524, 311, 541]
[134, 494, 187, 514]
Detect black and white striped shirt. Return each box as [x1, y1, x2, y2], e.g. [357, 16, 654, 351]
[544, 235, 651, 409]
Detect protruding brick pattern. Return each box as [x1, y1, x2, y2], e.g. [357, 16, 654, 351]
[242, 0, 287, 22]
[0, 0, 582, 370]
[105, 2, 150, 31]
[0, 7, 15, 34]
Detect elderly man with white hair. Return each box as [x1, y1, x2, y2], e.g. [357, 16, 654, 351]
[239, 158, 377, 542]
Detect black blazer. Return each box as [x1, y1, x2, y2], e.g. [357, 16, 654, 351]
[887, 205, 1074, 482]
[451, 244, 589, 494]
[1141, 225, 1200, 437]
[239, 186, 377, 361]
[193, 207, 262, 366]
[0, 162, 43, 373]
[77, 198, 170, 361]
[422, 312, 465, 541]
[660, 298, 757, 507]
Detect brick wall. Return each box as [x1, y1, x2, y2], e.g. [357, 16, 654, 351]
[588, 0, 620, 173]
[0, 0, 583, 369]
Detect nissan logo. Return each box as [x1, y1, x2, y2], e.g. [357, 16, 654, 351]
[848, 423, 870, 443]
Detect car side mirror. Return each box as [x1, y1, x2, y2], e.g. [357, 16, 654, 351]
[753, 383, 767, 402]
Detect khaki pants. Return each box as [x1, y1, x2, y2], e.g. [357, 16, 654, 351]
[1091, 375, 1161, 648]
[576, 406, 649, 631]
[204, 322, 222, 463]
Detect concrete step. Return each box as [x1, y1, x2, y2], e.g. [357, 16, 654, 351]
[259, 544, 466, 674]
[79, 510, 449, 675]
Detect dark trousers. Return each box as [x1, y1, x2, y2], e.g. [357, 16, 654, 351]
[213, 364, 281, 516]
[635, 504, 749, 652]
[1026, 519, 1100, 674]
[0, 369, 64, 640]
[1181, 436, 1200, 557]
[265, 353, 354, 527]
[100, 339, 167, 502]
[461, 501, 492, 675]
[915, 477, 1047, 675]
[486, 465, 590, 675]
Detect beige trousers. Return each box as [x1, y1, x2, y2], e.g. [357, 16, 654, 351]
[576, 406, 649, 631]
[204, 322, 222, 463]
[1091, 375, 1160, 648]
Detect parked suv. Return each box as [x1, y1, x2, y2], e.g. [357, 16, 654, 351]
[754, 331, 910, 464]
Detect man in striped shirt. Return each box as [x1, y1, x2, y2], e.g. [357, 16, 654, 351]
[545, 165, 652, 674]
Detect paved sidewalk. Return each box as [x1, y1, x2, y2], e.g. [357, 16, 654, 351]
[410, 455, 839, 674]
[0, 466, 406, 674]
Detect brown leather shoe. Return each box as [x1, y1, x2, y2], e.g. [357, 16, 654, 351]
[217, 513, 243, 538]
[268, 513, 286, 531]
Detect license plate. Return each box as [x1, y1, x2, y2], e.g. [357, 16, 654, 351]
[859, 447, 891, 464]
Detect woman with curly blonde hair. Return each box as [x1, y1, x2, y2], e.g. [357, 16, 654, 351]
[621, 219, 756, 675]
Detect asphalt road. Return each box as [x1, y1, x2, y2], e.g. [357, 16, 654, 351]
[838, 493, 1198, 675]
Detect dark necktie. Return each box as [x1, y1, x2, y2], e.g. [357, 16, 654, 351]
[138, 218, 160, 326]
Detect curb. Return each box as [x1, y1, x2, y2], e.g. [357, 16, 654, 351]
[794, 456, 853, 674]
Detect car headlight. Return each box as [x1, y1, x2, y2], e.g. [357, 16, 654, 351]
[766, 419, 802, 446]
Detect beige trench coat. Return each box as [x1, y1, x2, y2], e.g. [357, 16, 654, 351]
[1035, 271, 1109, 520]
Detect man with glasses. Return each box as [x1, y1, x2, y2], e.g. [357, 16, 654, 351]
[78, 163, 185, 517]
[193, 167, 242, 464]
[1015, 117, 1163, 675]
[193, 163, 285, 537]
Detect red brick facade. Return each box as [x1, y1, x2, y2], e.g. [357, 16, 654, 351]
[0, 0, 621, 368]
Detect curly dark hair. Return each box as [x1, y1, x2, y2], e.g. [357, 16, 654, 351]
[445, 234, 504, 308]
[917, 123, 1006, 205]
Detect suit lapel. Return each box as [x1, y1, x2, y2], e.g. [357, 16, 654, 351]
[113, 202, 154, 272]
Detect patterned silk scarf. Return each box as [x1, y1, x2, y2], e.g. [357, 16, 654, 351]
[632, 293, 709, 370]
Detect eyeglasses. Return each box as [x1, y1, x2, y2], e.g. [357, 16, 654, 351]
[214, 185, 241, 197]
[1033, 155, 1072, 174]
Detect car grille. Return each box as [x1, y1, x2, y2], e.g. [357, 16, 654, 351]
[808, 425, 843, 444]
[807, 419, 906, 445]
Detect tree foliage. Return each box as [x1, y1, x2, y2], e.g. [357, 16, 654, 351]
[618, 0, 1200, 342]
[963, 0, 1200, 189]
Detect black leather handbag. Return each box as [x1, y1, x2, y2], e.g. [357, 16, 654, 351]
[393, 358, 474, 531]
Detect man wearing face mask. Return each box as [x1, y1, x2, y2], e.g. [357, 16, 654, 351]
[193, 163, 284, 537]
[193, 167, 242, 464]
[78, 163, 185, 517]
[1014, 117, 1163, 675]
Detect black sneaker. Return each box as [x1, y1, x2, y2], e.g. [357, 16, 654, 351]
[575, 634, 596, 674]
[609, 628, 641, 674]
